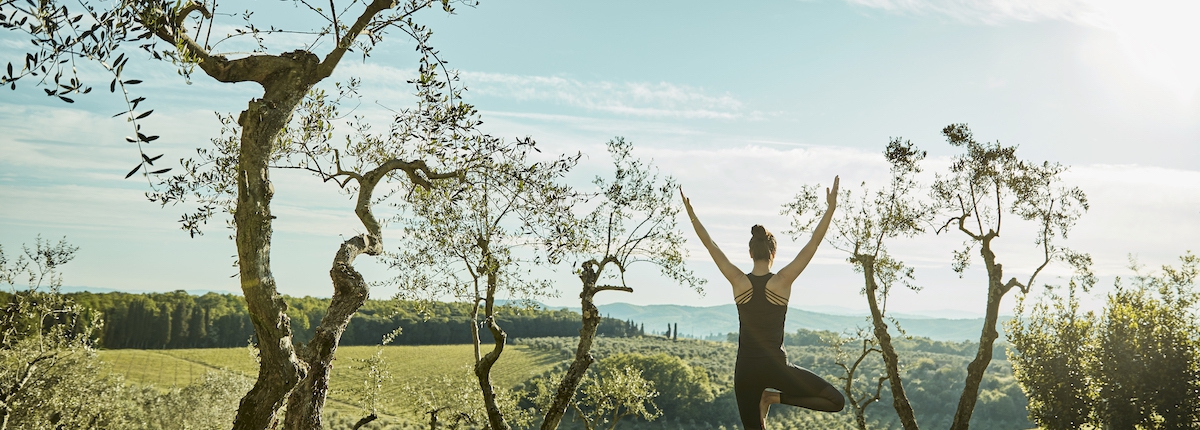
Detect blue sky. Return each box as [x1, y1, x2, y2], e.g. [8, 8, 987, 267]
[1, 0, 1197, 317]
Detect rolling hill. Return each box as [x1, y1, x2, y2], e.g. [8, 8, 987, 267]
[588, 302, 1011, 342]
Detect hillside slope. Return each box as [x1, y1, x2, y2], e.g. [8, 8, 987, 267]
[591, 302, 1011, 341]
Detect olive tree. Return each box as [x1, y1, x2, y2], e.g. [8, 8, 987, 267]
[1006, 282, 1096, 430]
[402, 362, 532, 430]
[1092, 254, 1200, 429]
[540, 137, 704, 430]
[392, 137, 579, 430]
[932, 123, 1092, 430]
[0, 237, 135, 430]
[146, 40, 484, 430]
[269, 57, 471, 429]
[576, 365, 662, 430]
[782, 138, 932, 430]
[1008, 252, 1200, 430]
[2, 2, 481, 428]
[826, 328, 887, 430]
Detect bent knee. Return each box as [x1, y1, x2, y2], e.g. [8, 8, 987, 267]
[825, 387, 846, 412]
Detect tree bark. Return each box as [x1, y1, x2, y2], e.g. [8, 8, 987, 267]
[541, 260, 632, 430]
[841, 343, 883, 430]
[283, 157, 432, 429]
[476, 314, 509, 430]
[541, 279, 599, 430]
[0, 353, 53, 430]
[230, 54, 322, 430]
[854, 412, 868, 430]
[475, 250, 510, 430]
[858, 254, 920, 430]
[950, 238, 1005, 430]
[283, 235, 372, 429]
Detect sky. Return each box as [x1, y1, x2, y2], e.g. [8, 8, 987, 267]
[1, 0, 1198, 318]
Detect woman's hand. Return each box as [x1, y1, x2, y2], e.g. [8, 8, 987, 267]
[680, 186, 696, 219]
[826, 175, 840, 211]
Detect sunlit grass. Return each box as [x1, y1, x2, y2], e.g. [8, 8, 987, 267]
[98, 349, 216, 389]
[99, 344, 562, 420]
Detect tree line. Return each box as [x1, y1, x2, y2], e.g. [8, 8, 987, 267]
[0, 290, 643, 349]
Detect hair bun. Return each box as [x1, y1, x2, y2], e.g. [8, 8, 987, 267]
[751, 225, 767, 239]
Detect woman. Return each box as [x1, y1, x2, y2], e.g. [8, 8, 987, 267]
[680, 176, 844, 429]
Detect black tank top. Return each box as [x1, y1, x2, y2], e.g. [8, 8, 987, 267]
[736, 273, 787, 358]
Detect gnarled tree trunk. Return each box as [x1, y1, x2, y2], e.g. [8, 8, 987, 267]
[231, 62, 320, 430]
[950, 237, 1009, 430]
[857, 254, 920, 430]
[282, 235, 373, 429]
[283, 158, 455, 429]
[476, 264, 510, 430]
[541, 259, 632, 430]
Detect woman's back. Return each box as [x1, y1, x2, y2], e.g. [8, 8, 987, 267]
[736, 273, 787, 358]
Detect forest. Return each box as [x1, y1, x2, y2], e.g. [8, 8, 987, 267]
[2, 1, 1198, 430]
[7, 291, 642, 349]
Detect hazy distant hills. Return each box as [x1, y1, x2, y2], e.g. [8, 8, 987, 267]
[586, 303, 1010, 342]
[52, 286, 1005, 342]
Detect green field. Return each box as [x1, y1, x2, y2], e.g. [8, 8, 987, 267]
[99, 344, 561, 421]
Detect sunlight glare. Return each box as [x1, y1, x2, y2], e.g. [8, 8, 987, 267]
[1090, 0, 1200, 105]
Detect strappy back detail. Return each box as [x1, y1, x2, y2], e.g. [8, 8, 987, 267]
[733, 288, 753, 304]
[764, 287, 788, 306]
[735, 273, 788, 306]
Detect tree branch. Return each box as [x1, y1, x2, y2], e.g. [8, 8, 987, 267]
[143, 4, 300, 85]
[351, 413, 378, 429]
[594, 284, 633, 294]
[945, 213, 982, 241]
[571, 402, 594, 430]
[316, 0, 438, 79]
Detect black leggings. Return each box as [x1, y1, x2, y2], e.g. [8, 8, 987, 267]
[734, 355, 844, 429]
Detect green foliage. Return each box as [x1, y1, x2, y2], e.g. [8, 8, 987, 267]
[574, 137, 704, 292]
[579, 365, 662, 429]
[0, 339, 135, 429]
[518, 335, 1031, 430]
[131, 370, 251, 430]
[932, 123, 1092, 286]
[0, 237, 131, 429]
[391, 131, 579, 304]
[598, 353, 714, 419]
[1010, 252, 1200, 430]
[1007, 283, 1095, 430]
[1095, 253, 1200, 429]
[400, 363, 489, 429]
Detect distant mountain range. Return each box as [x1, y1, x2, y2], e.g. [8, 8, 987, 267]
[580, 302, 1011, 342]
[56, 285, 236, 296]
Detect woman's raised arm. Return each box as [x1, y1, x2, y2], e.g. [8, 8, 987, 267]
[775, 176, 839, 285]
[680, 187, 748, 288]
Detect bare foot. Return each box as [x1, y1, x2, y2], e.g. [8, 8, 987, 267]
[760, 390, 780, 422]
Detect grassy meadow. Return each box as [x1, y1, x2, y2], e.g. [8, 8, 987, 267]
[99, 344, 561, 424]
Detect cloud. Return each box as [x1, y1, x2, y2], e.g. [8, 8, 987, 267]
[323, 63, 768, 122]
[460, 71, 753, 120]
[843, 0, 1200, 102]
[843, 0, 1098, 24]
[0, 103, 227, 181]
